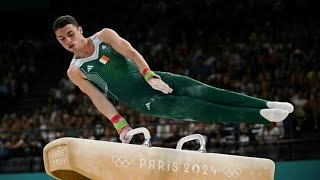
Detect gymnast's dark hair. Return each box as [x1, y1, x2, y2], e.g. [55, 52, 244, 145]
[53, 15, 78, 32]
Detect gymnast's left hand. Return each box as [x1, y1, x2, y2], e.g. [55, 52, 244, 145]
[119, 126, 133, 143]
[148, 76, 173, 94]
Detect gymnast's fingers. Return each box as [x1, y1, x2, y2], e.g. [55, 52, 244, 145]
[160, 81, 173, 94]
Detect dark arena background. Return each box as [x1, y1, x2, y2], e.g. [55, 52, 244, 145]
[0, 0, 319, 179]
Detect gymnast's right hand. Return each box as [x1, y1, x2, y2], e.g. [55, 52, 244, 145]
[119, 126, 133, 143]
[148, 76, 173, 94]
[142, 68, 173, 94]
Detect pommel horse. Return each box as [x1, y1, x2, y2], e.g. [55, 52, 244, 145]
[43, 127, 275, 180]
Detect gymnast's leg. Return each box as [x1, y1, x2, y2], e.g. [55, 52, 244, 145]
[143, 95, 289, 124]
[158, 72, 293, 113]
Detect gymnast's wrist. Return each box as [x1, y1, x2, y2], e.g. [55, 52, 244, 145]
[141, 68, 156, 81]
[111, 114, 129, 134]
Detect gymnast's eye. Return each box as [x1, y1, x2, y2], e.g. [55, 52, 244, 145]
[68, 33, 74, 37]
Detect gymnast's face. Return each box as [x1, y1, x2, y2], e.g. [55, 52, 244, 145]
[55, 24, 84, 52]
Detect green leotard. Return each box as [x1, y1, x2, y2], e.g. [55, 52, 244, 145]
[71, 36, 269, 124]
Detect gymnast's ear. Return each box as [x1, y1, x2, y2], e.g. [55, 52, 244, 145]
[78, 26, 83, 34]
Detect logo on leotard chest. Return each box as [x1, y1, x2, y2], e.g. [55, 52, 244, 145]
[101, 44, 110, 51]
[99, 55, 110, 64]
[87, 65, 94, 72]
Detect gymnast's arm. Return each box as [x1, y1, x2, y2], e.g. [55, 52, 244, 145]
[67, 65, 119, 119]
[67, 65, 132, 142]
[96, 28, 173, 94]
[96, 28, 149, 73]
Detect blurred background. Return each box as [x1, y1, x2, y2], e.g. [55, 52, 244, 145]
[0, 0, 319, 179]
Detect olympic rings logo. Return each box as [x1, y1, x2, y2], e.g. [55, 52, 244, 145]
[223, 166, 242, 178]
[112, 155, 134, 168]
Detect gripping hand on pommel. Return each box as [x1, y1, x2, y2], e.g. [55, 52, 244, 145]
[119, 126, 133, 143]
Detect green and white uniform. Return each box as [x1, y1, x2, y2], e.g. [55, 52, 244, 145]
[71, 36, 269, 124]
